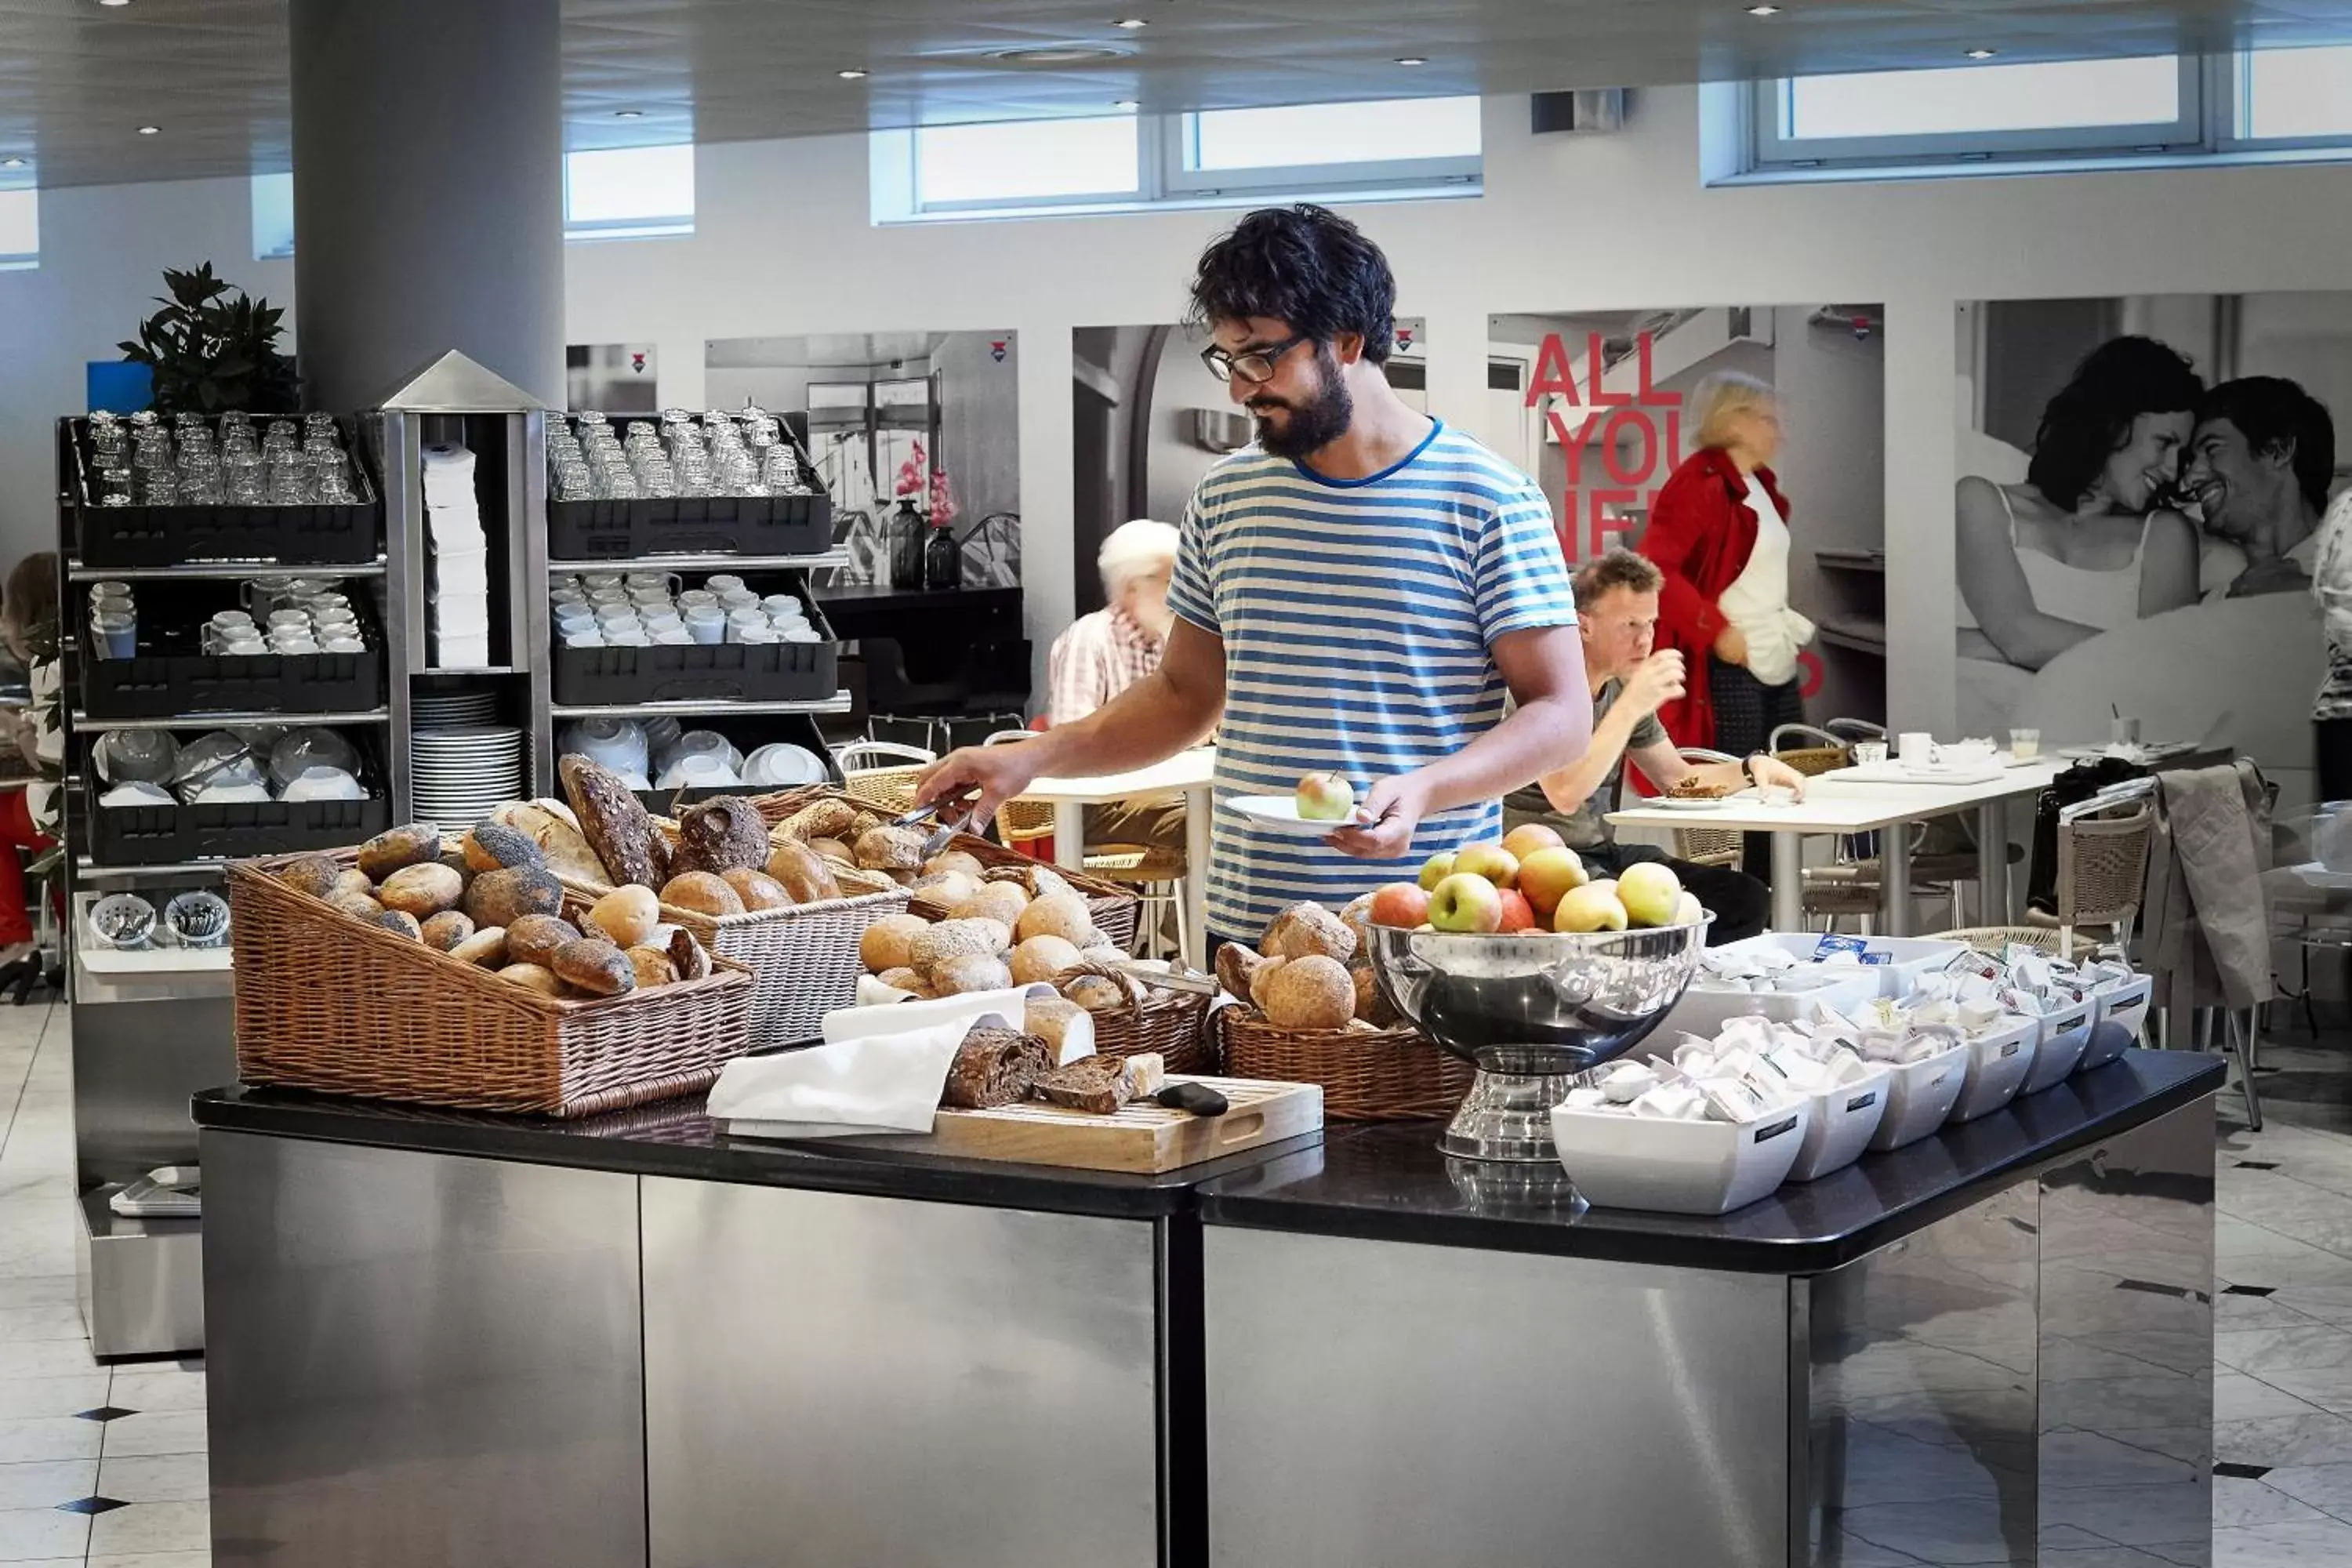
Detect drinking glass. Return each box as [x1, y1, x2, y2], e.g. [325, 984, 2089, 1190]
[2008, 728, 2041, 761]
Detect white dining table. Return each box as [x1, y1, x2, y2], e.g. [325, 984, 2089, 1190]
[1013, 747, 1216, 970]
[1607, 757, 2067, 936]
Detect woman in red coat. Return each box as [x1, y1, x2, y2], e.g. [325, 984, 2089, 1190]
[1639, 372, 1813, 759]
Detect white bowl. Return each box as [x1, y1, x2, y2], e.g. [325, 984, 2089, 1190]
[1549, 1099, 1813, 1214]
[1662, 973, 1882, 1037]
[1784, 1067, 1892, 1182]
[2024, 999, 2097, 1092]
[1946, 1015, 2039, 1123]
[658, 755, 739, 790]
[2091, 975, 2152, 1054]
[280, 767, 366, 803]
[1866, 1041, 1971, 1151]
[742, 742, 827, 787]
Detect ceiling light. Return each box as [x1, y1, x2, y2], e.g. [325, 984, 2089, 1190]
[1746, 4, 1781, 13]
[837, 67, 869, 80]
[1395, 56, 1428, 66]
[136, 125, 159, 136]
[1965, 48, 1998, 60]
[1, 158, 23, 169]
[1113, 16, 1149, 27]
[96, 0, 132, 7]
[988, 44, 1127, 64]
[1113, 99, 1139, 110]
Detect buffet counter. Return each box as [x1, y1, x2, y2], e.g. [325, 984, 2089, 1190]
[192, 1048, 2222, 1568]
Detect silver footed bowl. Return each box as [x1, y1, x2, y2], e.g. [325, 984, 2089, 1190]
[1364, 920, 1709, 1078]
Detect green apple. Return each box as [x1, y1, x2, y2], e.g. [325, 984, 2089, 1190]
[1452, 841, 1520, 889]
[1428, 872, 1504, 934]
[1617, 862, 1684, 928]
[1417, 851, 1457, 892]
[1554, 883, 1629, 933]
[1295, 771, 1356, 822]
[1674, 891, 1706, 928]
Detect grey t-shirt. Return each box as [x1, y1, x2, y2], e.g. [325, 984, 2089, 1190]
[1502, 679, 1666, 850]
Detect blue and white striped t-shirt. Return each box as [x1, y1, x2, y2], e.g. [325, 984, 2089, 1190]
[1166, 419, 1578, 938]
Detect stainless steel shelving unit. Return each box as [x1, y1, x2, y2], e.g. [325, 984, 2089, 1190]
[67, 558, 390, 583]
[546, 546, 849, 575]
[547, 691, 851, 721]
[72, 707, 394, 734]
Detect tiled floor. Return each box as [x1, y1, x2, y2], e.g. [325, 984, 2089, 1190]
[0, 1002, 208, 1568]
[3, 1003, 2352, 1565]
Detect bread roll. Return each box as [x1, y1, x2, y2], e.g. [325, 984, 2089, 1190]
[553, 937, 636, 997]
[1353, 964, 1398, 1025]
[330, 891, 386, 920]
[373, 909, 424, 942]
[463, 822, 546, 874]
[923, 849, 987, 881]
[419, 910, 475, 953]
[781, 798, 860, 844]
[876, 965, 924, 992]
[673, 798, 771, 877]
[909, 918, 1011, 973]
[854, 825, 927, 872]
[667, 927, 710, 982]
[379, 862, 465, 918]
[1261, 902, 1356, 964]
[1015, 893, 1096, 946]
[954, 882, 1031, 930]
[1260, 953, 1354, 1029]
[858, 912, 931, 972]
[625, 946, 680, 988]
[275, 855, 343, 899]
[830, 865, 901, 898]
[358, 825, 441, 881]
[558, 755, 660, 888]
[1062, 974, 1131, 1012]
[932, 953, 1014, 996]
[1010, 934, 1083, 986]
[660, 871, 746, 917]
[506, 913, 585, 969]
[586, 884, 660, 949]
[808, 836, 854, 865]
[765, 838, 842, 903]
[720, 868, 793, 912]
[488, 800, 610, 886]
[498, 962, 564, 996]
[1217, 942, 1269, 1004]
[449, 926, 509, 967]
[463, 866, 565, 928]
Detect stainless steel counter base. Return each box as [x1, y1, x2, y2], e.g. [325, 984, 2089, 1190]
[1203, 1095, 2216, 1567]
[75, 1187, 203, 1359]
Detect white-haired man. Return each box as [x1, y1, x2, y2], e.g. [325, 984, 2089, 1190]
[1046, 518, 1184, 850]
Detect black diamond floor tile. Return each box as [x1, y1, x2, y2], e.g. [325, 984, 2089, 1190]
[2214, 1461, 2274, 1480]
[2236, 1160, 2281, 1170]
[71, 1405, 136, 1422]
[2223, 1283, 2279, 1298]
[54, 1496, 129, 1515]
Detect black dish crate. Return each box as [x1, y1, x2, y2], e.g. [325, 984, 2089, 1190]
[552, 592, 839, 706]
[82, 735, 390, 866]
[82, 601, 386, 720]
[66, 416, 381, 568]
[622, 713, 844, 816]
[546, 427, 833, 561]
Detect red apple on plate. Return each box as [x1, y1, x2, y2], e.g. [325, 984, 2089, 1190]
[1428, 872, 1504, 934]
[1515, 846, 1588, 917]
[1369, 881, 1432, 929]
[1501, 822, 1565, 862]
[1451, 842, 1520, 889]
[1496, 887, 1538, 933]
[1294, 771, 1356, 822]
[1417, 850, 1457, 892]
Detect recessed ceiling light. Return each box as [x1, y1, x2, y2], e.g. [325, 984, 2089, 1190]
[837, 67, 869, 80]
[1395, 56, 1428, 66]
[988, 44, 1127, 64]
[614, 109, 644, 118]
[1113, 16, 1149, 27]
[1965, 48, 1998, 59]
[96, 0, 132, 8]
[1, 158, 23, 169]
[1746, 4, 1782, 14]
[1113, 99, 1139, 110]
[136, 125, 160, 136]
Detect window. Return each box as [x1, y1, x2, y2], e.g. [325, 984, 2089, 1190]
[252, 172, 295, 260]
[1733, 46, 2352, 180]
[0, 187, 35, 270]
[876, 96, 1480, 222]
[564, 144, 694, 240]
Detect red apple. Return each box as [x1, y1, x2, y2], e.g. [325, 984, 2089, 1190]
[1515, 846, 1589, 916]
[1501, 822, 1566, 862]
[1452, 842, 1520, 889]
[1369, 882, 1432, 929]
[1295, 771, 1356, 822]
[1427, 872, 1504, 934]
[1417, 851, 1457, 892]
[1496, 887, 1537, 933]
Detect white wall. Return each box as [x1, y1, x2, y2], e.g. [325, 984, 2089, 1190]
[12, 85, 2352, 730]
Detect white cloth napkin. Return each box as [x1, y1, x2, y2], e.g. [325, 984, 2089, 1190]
[709, 1011, 1007, 1139]
[827, 982, 1095, 1064]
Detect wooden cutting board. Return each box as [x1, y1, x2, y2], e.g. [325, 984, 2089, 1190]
[929, 1075, 1323, 1174]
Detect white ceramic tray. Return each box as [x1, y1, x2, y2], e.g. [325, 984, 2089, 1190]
[2024, 999, 2097, 1093]
[1549, 1100, 1813, 1215]
[2092, 975, 2153, 1054]
[1720, 933, 1965, 1001]
[1867, 1042, 1970, 1152]
[1946, 1016, 2038, 1123]
[1658, 973, 1884, 1039]
[1784, 1069, 1892, 1183]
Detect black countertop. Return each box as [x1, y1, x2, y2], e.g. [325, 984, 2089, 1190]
[1196, 1049, 2224, 1274]
[191, 1084, 1315, 1222]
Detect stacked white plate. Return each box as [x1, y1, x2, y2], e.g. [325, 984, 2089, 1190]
[410, 690, 500, 728]
[410, 724, 524, 826]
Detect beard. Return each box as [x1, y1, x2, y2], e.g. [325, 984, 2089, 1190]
[1247, 347, 1354, 460]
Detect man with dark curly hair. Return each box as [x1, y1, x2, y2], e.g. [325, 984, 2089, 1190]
[923, 205, 1590, 945]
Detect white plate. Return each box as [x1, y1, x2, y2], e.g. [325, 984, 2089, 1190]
[1650, 795, 1731, 811]
[1225, 795, 1361, 836]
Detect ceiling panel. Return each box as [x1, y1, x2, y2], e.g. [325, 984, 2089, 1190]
[3, 0, 2352, 189]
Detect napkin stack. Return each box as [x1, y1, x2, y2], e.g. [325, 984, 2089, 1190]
[421, 443, 490, 668]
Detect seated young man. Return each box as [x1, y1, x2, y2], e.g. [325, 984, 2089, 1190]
[1506, 549, 1802, 945]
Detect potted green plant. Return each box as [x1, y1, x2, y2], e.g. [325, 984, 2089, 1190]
[118, 263, 300, 415]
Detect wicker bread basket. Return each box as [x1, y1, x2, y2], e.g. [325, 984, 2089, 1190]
[752, 786, 1143, 953]
[1212, 1007, 1471, 1121]
[228, 850, 754, 1117]
[1052, 960, 1216, 1076]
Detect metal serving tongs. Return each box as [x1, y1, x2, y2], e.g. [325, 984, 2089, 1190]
[891, 789, 985, 857]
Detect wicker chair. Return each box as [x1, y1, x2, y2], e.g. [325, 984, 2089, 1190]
[2025, 800, 2154, 958]
[1931, 926, 2063, 954]
[1769, 723, 1852, 780]
[983, 731, 1060, 854]
[1671, 747, 1744, 868]
[833, 739, 933, 816]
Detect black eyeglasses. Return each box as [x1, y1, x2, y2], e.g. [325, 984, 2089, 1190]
[1200, 334, 1310, 385]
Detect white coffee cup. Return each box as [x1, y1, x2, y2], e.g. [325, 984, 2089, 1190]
[564, 630, 604, 648]
[705, 574, 746, 596]
[1897, 731, 1936, 764]
[684, 606, 726, 645]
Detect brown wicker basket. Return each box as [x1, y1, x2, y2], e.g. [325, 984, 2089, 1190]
[751, 786, 1142, 953]
[227, 851, 754, 1117]
[1053, 960, 1216, 1075]
[1212, 1006, 1471, 1121]
[554, 816, 916, 1049]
